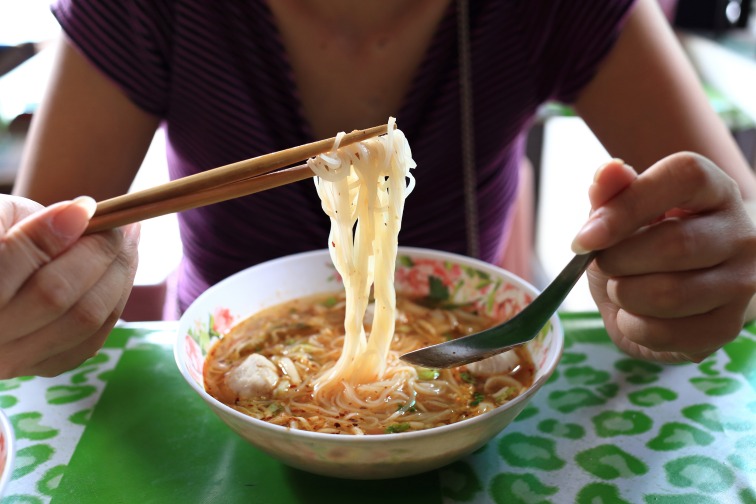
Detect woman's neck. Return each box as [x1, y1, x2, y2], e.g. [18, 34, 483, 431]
[267, 0, 452, 138]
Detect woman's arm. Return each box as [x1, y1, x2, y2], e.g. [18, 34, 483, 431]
[569, 0, 756, 362]
[0, 34, 157, 377]
[14, 34, 160, 203]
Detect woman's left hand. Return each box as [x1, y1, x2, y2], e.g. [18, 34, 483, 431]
[573, 154, 756, 362]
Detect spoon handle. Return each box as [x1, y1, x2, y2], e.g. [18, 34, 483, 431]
[519, 250, 598, 331]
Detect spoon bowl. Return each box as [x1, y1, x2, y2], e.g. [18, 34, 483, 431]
[400, 251, 597, 368]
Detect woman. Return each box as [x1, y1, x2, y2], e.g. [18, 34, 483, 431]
[1, 0, 755, 377]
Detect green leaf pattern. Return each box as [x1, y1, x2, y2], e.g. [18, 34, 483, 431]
[438, 322, 756, 503]
[0, 347, 122, 503]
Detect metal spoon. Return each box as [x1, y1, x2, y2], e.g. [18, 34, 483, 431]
[400, 251, 597, 368]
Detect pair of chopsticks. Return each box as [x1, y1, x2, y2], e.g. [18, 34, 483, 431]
[84, 123, 394, 234]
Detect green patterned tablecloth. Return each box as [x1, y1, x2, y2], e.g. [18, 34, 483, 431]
[2, 315, 756, 503]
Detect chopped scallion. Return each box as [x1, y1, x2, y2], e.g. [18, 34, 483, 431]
[417, 368, 440, 380]
[385, 422, 411, 433]
[469, 392, 485, 407]
[460, 372, 475, 384]
[494, 387, 518, 404]
[396, 403, 417, 413]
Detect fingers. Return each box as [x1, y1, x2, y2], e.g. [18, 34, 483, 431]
[581, 152, 755, 280]
[0, 229, 124, 336]
[612, 303, 746, 358]
[0, 194, 140, 378]
[572, 152, 740, 253]
[606, 266, 751, 318]
[0, 223, 139, 378]
[0, 196, 97, 304]
[0, 196, 44, 233]
[26, 326, 114, 377]
[592, 274, 745, 363]
[596, 212, 737, 275]
[580, 152, 756, 363]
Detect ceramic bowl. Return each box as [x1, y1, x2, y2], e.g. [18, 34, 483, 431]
[175, 247, 563, 479]
[0, 408, 14, 496]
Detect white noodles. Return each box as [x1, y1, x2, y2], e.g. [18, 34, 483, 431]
[309, 117, 416, 392]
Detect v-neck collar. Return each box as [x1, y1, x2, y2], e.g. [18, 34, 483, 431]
[258, 0, 458, 144]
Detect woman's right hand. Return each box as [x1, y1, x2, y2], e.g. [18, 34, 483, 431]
[0, 195, 139, 378]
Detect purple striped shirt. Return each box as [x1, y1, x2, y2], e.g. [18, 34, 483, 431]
[52, 0, 634, 312]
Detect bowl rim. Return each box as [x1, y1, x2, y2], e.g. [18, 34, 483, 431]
[0, 408, 14, 495]
[174, 246, 564, 443]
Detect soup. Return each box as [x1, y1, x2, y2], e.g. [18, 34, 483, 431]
[204, 291, 534, 435]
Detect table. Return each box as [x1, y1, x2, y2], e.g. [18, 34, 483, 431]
[2, 314, 756, 503]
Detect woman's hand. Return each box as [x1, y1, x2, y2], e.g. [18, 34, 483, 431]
[0, 195, 139, 378]
[573, 154, 756, 363]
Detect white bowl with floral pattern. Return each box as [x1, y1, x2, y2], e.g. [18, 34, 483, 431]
[0, 408, 14, 496]
[175, 247, 563, 479]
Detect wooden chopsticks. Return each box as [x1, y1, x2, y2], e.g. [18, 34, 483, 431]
[84, 123, 394, 234]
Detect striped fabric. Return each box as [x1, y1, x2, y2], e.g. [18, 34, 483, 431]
[52, 0, 635, 312]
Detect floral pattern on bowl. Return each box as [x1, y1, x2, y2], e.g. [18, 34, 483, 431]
[185, 253, 542, 359]
[185, 307, 238, 381]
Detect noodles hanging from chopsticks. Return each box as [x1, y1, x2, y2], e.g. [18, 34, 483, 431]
[309, 117, 416, 392]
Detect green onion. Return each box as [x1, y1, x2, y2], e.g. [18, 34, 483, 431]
[396, 403, 417, 413]
[494, 387, 518, 404]
[417, 368, 440, 380]
[322, 296, 338, 308]
[460, 372, 475, 384]
[385, 423, 411, 433]
[469, 392, 485, 407]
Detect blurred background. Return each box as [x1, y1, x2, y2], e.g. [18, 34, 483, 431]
[0, 0, 755, 317]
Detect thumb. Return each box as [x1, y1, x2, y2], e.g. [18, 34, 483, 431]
[570, 153, 732, 254]
[572, 160, 637, 253]
[587, 159, 638, 209]
[1, 196, 97, 291]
